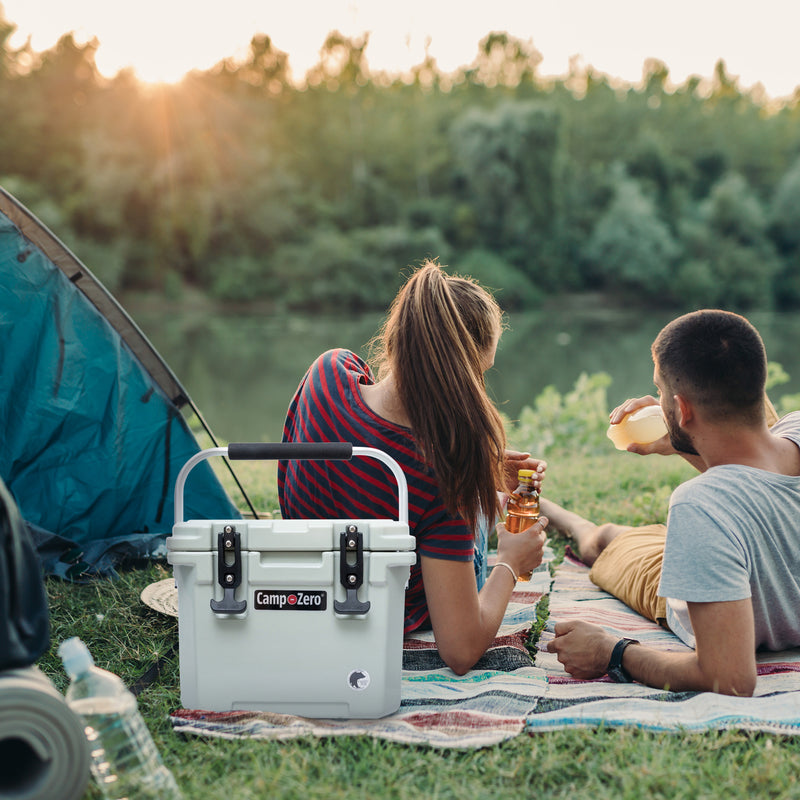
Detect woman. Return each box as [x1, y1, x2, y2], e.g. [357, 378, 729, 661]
[279, 261, 548, 674]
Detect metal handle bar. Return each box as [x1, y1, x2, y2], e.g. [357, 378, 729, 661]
[173, 443, 409, 525]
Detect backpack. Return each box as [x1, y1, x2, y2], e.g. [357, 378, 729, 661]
[0, 477, 50, 670]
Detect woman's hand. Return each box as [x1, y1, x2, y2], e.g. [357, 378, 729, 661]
[503, 449, 546, 494]
[495, 516, 548, 579]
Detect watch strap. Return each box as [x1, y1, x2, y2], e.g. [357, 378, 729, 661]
[606, 637, 639, 683]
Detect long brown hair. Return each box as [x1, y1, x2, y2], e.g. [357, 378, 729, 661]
[370, 261, 506, 529]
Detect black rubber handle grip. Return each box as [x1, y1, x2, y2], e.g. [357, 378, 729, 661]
[227, 442, 353, 461]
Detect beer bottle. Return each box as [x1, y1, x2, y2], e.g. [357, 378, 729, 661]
[505, 468, 540, 581]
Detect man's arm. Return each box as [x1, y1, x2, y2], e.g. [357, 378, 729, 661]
[547, 598, 757, 695]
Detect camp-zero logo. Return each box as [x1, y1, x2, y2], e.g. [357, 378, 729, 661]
[254, 590, 327, 610]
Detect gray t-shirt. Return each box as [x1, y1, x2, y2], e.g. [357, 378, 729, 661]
[658, 412, 800, 650]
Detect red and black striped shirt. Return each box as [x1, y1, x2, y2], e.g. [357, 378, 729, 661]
[278, 349, 475, 632]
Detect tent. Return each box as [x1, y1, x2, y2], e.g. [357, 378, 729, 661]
[0, 187, 248, 578]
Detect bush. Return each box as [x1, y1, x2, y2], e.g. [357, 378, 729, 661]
[506, 371, 613, 458]
[456, 248, 543, 311]
[269, 224, 451, 311]
[583, 171, 680, 298]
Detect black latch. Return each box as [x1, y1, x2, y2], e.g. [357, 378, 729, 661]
[210, 525, 247, 614]
[334, 524, 371, 615]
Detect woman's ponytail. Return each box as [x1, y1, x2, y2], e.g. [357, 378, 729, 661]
[371, 261, 506, 528]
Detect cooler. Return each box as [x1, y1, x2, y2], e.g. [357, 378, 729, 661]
[167, 442, 416, 719]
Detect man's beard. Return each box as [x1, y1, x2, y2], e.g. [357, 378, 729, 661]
[665, 405, 699, 456]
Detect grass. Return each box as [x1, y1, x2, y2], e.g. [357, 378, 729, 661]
[38, 446, 800, 800]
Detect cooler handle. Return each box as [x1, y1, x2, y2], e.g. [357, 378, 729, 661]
[228, 442, 353, 460]
[173, 443, 409, 526]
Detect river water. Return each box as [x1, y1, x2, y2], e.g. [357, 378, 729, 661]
[125, 298, 800, 444]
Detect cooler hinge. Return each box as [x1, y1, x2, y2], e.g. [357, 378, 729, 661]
[210, 525, 247, 614]
[334, 524, 371, 615]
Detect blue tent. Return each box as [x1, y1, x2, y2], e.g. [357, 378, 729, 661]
[0, 187, 244, 578]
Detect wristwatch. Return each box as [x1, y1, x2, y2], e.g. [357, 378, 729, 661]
[606, 638, 639, 683]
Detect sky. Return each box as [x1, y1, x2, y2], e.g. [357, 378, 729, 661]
[2, 0, 799, 99]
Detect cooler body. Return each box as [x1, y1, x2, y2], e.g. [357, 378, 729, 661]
[168, 517, 415, 718]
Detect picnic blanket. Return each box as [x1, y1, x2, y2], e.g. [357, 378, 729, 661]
[528, 549, 800, 735]
[170, 547, 800, 747]
[170, 553, 554, 749]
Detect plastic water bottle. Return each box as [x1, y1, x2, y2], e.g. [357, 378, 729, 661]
[59, 637, 183, 800]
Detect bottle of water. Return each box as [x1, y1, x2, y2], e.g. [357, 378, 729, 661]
[59, 637, 183, 800]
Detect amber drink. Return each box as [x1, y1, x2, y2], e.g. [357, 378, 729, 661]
[505, 468, 540, 581]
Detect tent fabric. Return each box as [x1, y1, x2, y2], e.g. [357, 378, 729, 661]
[0, 188, 241, 577]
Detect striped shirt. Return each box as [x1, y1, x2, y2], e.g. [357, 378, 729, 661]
[278, 348, 475, 632]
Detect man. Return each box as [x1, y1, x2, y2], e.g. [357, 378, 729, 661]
[544, 309, 800, 696]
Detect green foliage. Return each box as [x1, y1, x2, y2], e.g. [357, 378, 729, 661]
[451, 101, 565, 282]
[766, 361, 791, 392]
[2, 6, 800, 312]
[456, 248, 542, 310]
[506, 372, 613, 458]
[583, 169, 681, 297]
[767, 363, 800, 416]
[771, 155, 800, 251]
[675, 173, 781, 309]
[269, 224, 450, 311]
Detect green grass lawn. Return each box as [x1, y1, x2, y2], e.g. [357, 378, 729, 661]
[37, 443, 800, 799]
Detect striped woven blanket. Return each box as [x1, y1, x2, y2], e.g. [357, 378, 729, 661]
[529, 550, 800, 735]
[170, 555, 553, 749]
[170, 548, 800, 747]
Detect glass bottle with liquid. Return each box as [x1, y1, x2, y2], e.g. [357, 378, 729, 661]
[505, 468, 540, 581]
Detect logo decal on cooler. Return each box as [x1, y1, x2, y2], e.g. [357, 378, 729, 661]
[254, 590, 327, 610]
[348, 670, 370, 691]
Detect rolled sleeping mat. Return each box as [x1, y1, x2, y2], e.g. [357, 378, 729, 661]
[0, 666, 90, 800]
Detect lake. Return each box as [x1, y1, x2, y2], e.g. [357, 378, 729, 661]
[124, 297, 800, 444]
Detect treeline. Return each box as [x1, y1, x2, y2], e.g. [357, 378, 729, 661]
[2, 13, 800, 312]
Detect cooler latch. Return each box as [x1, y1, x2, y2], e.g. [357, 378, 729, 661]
[334, 524, 371, 615]
[210, 525, 247, 614]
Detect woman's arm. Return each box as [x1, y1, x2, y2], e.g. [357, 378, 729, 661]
[420, 516, 548, 675]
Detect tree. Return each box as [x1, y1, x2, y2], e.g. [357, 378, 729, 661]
[451, 100, 565, 280]
[769, 156, 800, 306]
[676, 173, 781, 308]
[465, 32, 543, 89]
[211, 34, 291, 94]
[583, 168, 680, 298]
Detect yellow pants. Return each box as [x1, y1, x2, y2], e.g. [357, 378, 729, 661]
[588, 524, 668, 625]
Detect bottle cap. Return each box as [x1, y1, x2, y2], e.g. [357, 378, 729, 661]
[517, 469, 535, 478]
[59, 637, 95, 679]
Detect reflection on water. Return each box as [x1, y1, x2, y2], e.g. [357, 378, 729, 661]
[126, 300, 800, 444]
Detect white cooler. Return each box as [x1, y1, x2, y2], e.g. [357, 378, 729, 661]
[167, 442, 416, 719]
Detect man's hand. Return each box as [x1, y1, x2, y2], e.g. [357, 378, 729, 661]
[609, 396, 675, 457]
[546, 619, 618, 679]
